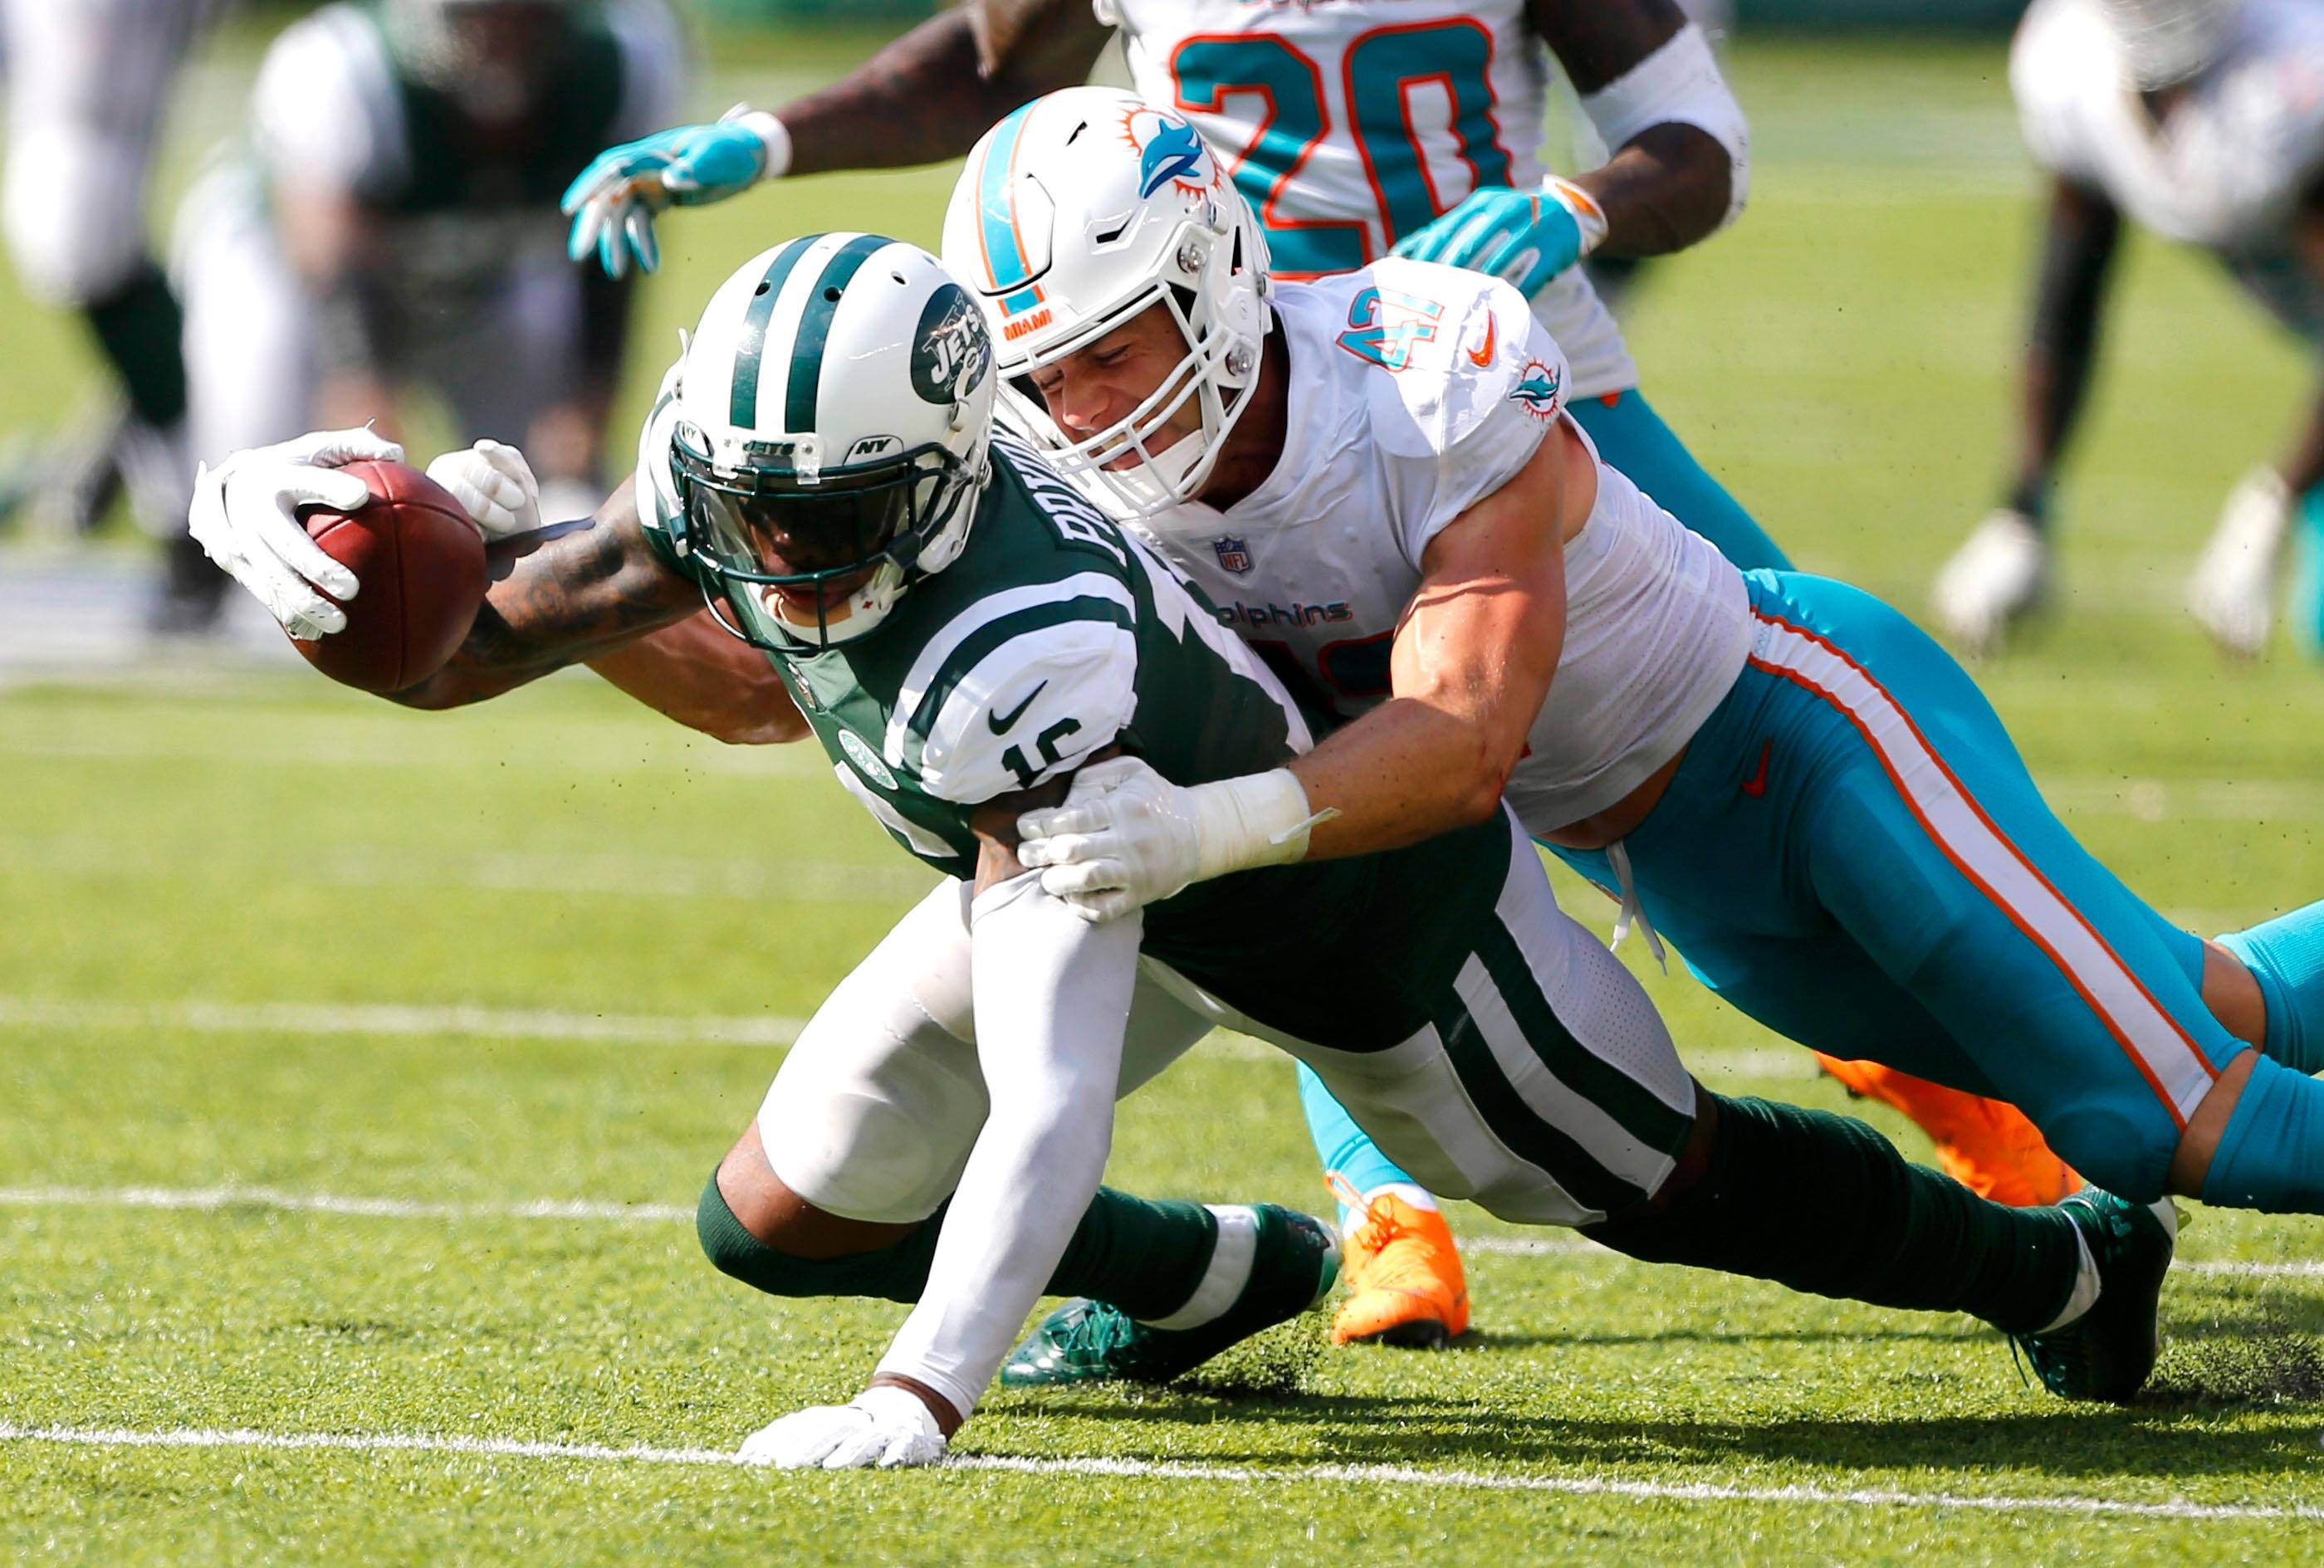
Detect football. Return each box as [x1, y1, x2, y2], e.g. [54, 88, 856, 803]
[293, 458, 488, 693]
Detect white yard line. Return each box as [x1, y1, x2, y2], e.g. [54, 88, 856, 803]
[0, 1182, 2309, 1278]
[0, 1421, 2310, 1522]
[0, 995, 804, 1048]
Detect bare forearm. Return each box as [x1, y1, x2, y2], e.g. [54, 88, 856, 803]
[388, 481, 697, 709]
[780, 2, 1108, 176]
[1290, 699, 1514, 858]
[585, 609, 810, 745]
[1572, 124, 1731, 257]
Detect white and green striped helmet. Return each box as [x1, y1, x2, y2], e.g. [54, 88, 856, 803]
[666, 234, 996, 649]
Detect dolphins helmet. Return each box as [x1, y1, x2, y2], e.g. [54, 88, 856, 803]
[659, 233, 996, 649]
[940, 85, 1270, 518]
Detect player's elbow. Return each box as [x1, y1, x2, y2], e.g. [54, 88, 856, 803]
[1445, 728, 1519, 829]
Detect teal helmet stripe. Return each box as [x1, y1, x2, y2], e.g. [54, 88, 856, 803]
[728, 236, 819, 429]
[785, 233, 893, 436]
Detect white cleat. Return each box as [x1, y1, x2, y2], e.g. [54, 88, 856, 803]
[1933, 509, 2050, 656]
[2186, 467, 2292, 659]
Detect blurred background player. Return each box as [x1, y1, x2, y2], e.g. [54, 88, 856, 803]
[560, 0, 1798, 1356]
[0, 0, 225, 631]
[174, 0, 685, 544]
[1935, 0, 2324, 659]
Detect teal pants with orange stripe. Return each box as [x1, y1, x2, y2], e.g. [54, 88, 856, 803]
[1298, 386, 1791, 1206]
[1553, 571, 2243, 1204]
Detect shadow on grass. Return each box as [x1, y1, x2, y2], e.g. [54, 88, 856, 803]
[981, 1385, 2324, 1481]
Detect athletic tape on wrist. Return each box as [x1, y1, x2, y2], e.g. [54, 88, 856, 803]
[1579, 22, 1749, 226]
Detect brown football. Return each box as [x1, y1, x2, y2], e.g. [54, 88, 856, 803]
[293, 458, 487, 694]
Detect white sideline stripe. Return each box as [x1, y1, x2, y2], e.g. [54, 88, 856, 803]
[0, 1423, 2313, 1522]
[0, 1183, 2312, 1277]
[1750, 616, 2217, 1125]
[0, 1185, 694, 1224]
[0, 996, 805, 1048]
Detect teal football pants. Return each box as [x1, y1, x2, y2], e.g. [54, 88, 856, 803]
[1297, 383, 1792, 1209]
[1552, 571, 2244, 1203]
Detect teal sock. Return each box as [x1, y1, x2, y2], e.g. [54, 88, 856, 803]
[2203, 1053, 2324, 1213]
[2292, 485, 2324, 661]
[1583, 1095, 2082, 1335]
[1296, 1061, 1415, 1200]
[2220, 901, 2324, 1073]
[697, 1174, 1220, 1321]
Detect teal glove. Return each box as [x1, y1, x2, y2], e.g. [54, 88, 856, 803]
[561, 110, 781, 279]
[1391, 180, 1607, 300]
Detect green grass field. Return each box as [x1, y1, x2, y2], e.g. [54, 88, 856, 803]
[6, 27, 2324, 1567]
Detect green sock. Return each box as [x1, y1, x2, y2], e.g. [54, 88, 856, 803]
[1583, 1095, 2081, 1335]
[697, 1174, 1219, 1321]
[85, 262, 187, 430]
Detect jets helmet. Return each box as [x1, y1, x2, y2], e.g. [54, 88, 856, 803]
[661, 233, 996, 649]
[940, 86, 1270, 518]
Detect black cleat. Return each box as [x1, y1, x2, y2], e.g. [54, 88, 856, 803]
[2015, 1189, 2177, 1404]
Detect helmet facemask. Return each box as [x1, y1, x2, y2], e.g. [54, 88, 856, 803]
[669, 427, 985, 652]
[997, 249, 1262, 519]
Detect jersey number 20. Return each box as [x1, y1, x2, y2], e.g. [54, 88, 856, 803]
[1172, 21, 1514, 279]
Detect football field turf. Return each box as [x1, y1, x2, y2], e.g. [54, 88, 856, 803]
[5, 28, 2324, 1566]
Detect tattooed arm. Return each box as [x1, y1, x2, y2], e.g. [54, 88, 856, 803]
[779, 0, 1111, 175]
[389, 479, 807, 744]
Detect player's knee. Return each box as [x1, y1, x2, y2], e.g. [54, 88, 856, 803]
[3, 130, 148, 305]
[2029, 1101, 2176, 1204]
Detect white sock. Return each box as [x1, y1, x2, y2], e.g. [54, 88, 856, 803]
[2038, 1229, 2101, 1332]
[1140, 1204, 1258, 1331]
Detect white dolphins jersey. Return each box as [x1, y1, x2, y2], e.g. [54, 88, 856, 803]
[2014, 0, 2324, 339]
[1099, 0, 1640, 399]
[1127, 258, 1751, 832]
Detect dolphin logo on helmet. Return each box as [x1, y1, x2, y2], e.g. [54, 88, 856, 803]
[1132, 116, 1209, 199]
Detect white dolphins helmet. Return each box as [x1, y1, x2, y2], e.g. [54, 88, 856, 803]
[2096, 0, 2237, 88]
[940, 85, 1270, 518]
[663, 233, 995, 649]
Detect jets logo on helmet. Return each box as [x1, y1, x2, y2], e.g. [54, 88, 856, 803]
[912, 285, 995, 413]
[660, 233, 995, 650]
[1121, 109, 1216, 200]
[941, 87, 1273, 520]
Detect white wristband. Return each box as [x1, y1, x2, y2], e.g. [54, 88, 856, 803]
[741, 110, 793, 182]
[1188, 768, 1333, 880]
[1544, 177, 1611, 259]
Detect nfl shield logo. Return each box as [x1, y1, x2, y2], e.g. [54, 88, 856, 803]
[1212, 536, 1253, 574]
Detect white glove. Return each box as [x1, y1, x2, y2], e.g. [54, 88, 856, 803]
[1015, 755, 1323, 922]
[187, 427, 405, 640]
[424, 438, 543, 542]
[736, 1385, 947, 1470]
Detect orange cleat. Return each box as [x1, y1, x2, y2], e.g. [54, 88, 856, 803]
[1327, 1177, 1470, 1348]
[1816, 1054, 2077, 1207]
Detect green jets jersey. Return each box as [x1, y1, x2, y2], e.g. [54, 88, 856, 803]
[639, 415, 1513, 1051]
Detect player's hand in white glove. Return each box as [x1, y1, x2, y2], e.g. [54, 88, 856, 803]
[736, 1385, 948, 1470]
[187, 427, 404, 640]
[424, 438, 542, 542]
[1016, 755, 1323, 922]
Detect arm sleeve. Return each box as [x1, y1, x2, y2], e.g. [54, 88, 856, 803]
[1360, 263, 1561, 567]
[873, 871, 1142, 1419]
[1576, 22, 1749, 226]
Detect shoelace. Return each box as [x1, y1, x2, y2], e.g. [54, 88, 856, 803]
[1324, 1172, 1407, 1258]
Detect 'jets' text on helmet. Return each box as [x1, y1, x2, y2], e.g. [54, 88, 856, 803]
[663, 233, 996, 649]
[940, 86, 1270, 519]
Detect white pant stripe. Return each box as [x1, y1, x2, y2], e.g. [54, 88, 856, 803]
[1750, 613, 2216, 1125]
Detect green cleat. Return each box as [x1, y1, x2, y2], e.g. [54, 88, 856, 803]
[1001, 1204, 1338, 1387]
[2014, 1189, 2178, 1404]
